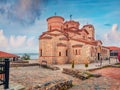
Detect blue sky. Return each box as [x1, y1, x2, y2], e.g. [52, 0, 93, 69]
[0, 0, 120, 53]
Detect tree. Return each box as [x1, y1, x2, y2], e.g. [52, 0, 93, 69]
[21, 53, 30, 60]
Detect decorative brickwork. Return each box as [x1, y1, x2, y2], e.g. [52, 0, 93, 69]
[39, 16, 110, 64]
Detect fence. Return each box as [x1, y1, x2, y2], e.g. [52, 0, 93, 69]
[0, 59, 10, 89]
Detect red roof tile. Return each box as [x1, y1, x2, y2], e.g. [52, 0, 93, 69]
[0, 51, 20, 58]
[57, 43, 66, 47]
[107, 46, 120, 51]
[71, 38, 97, 46]
[72, 44, 83, 48]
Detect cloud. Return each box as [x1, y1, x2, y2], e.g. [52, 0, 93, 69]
[103, 24, 120, 46]
[0, 29, 8, 48]
[26, 37, 36, 47]
[10, 35, 26, 48]
[0, 0, 49, 25]
[0, 29, 38, 53]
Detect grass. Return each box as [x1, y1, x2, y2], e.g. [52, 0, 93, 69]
[115, 63, 120, 66]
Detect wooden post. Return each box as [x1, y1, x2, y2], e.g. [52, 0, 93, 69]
[4, 59, 10, 89]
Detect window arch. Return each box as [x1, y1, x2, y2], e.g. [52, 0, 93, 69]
[40, 49, 42, 56]
[76, 49, 77, 55]
[66, 50, 68, 56]
[59, 52, 61, 56]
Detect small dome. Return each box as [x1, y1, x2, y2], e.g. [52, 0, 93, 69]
[83, 24, 94, 29]
[64, 20, 80, 29]
[47, 16, 64, 22]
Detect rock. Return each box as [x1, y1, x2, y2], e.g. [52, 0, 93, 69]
[32, 79, 72, 90]
[91, 74, 102, 78]
[62, 68, 101, 80]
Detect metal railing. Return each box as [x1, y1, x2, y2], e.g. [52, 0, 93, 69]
[0, 59, 10, 89]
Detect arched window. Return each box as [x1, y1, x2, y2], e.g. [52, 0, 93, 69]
[66, 50, 68, 56]
[66, 24, 68, 28]
[59, 52, 61, 56]
[76, 49, 77, 55]
[40, 49, 42, 56]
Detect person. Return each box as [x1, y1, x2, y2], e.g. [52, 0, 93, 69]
[118, 51, 120, 62]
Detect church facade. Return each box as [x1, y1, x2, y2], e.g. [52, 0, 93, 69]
[39, 16, 110, 64]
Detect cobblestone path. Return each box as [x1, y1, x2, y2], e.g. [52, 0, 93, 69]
[93, 67, 120, 82]
[0, 66, 119, 90]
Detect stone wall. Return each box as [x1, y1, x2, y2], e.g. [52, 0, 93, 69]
[62, 68, 101, 80]
[33, 79, 72, 90]
[39, 16, 110, 64]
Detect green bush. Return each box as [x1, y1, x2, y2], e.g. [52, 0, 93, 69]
[85, 64, 88, 68]
[0, 58, 2, 61]
[72, 61, 74, 69]
[21, 53, 30, 60]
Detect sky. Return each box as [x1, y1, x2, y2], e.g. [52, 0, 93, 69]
[0, 0, 120, 53]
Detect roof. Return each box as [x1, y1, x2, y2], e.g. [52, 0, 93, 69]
[39, 29, 67, 39]
[64, 20, 79, 25]
[95, 40, 103, 44]
[57, 43, 66, 47]
[72, 44, 83, 48]
[47, 16, 64, 21]
[83, 24, 94, 28]
[102, 46, 109, 49]
[79, 29, 89, 34]
[0, 51, 20, 58]
[71, 38, 97, 46]
[107, 46, 120, 51]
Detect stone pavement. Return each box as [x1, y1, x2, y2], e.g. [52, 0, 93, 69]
[69, 77, 120, 90]
[55, 58, 118, 70]
[0, 81, 25, 90]
[93, 67, 120, 82]
[0, 59, 119, 90]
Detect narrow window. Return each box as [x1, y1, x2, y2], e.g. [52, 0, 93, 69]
[79, 49, 81, 55]
[50, 25, 51, 31]
[59, 52, 61, 56]
[61, 26, 62, 30]
[83, 36, 85, 39]
[66, 24, 68, 28]
[40, 49, 42, 56]
[66, 50, 68, 56]
[76, 49, 77, 55]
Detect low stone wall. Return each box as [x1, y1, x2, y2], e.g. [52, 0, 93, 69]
[11, 60, 29, 63]
[62, 68, 101, 80]
[40, 64, 60, 70]
[10, 63, 39, 67]
[33, 79, 72, 90]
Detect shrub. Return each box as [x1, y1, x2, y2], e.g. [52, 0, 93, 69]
[21, 53, 30, 60]
[85, 63, 88, 68]
[72, 60, 74, 69]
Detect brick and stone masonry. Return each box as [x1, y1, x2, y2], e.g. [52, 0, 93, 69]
[39, 16, 110, 64]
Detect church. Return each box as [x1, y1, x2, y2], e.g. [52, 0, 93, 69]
[39, 16, 110, 64]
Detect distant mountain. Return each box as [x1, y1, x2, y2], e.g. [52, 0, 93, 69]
[15, 53, 38, 55]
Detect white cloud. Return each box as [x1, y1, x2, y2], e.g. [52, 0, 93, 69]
[0, 29, 8, 48]
[10, 35, 26, 48]
[26, 37, 36, 47]
[103, 24, 120, 46]
[0, 29, 38, 53]
[74, 18, 93, 28]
